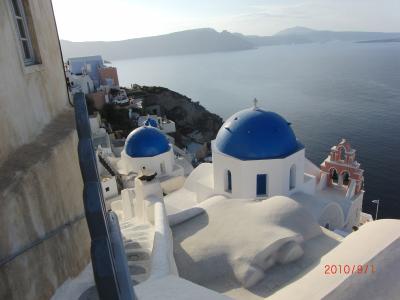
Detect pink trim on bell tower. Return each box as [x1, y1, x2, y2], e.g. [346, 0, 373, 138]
[320, 139, 364, 194]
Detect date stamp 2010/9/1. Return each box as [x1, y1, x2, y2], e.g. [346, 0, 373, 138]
[324, 264, 376, 275]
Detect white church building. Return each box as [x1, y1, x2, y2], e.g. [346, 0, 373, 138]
[212, 106, 306, 199]
[163, 103, 365, 232]
[115, 122, 194, 194]
[119, 125, 178, 176]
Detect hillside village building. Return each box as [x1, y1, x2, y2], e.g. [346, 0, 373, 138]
[68, 55, 105, 88]
[138, 115, 177, 134]
[66, 55, 130, 108]
[99, 66, 119, 87]
[66, 70, 95, 95]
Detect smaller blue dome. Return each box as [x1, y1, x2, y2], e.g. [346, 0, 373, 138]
[125, 126, 170, 158]
[144, 118, 159, 128]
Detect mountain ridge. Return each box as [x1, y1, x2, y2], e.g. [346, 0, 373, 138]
[61, 28, 253, 61]
[61, 27, 400, 61]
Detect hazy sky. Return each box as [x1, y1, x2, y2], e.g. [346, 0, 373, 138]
[52, 0, 400, 42]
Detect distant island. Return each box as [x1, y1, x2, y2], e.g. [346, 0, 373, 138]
[357, 37, 400, 44]
[61, 27, 400, 61]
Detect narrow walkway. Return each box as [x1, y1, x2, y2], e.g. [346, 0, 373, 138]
[119, 219, 155, 285]
[56, 219, 155, 300]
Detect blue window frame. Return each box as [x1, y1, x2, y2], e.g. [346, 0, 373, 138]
[289, 164, 296, 190]
[257, 174, 268, 196]
[226, 170, 232, 193]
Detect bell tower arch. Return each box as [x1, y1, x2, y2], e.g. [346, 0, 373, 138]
[320, 139, 364, 194]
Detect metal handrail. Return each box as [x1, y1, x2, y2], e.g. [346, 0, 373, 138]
[74, 92, 135, 300]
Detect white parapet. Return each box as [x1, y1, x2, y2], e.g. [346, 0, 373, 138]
[121, 188, 135, 220]
[301, 173, 317, 195]
[134, 177, 163, 224]
[345, 179, 356, 200]
[132, 177, 178, 280]
[317, 172, 328, 191]
[148, 201, 178, 280]
[160, 176, 186, 194]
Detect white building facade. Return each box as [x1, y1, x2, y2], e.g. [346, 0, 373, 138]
[213, 145, 305, 199]
[165, 104, 365, 232]
[66, 71, 94, 95]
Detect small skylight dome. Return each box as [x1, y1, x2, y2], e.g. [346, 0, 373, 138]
[144, 117, 159, 128]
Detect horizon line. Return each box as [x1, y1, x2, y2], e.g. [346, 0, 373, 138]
[59, 26, 400, 43]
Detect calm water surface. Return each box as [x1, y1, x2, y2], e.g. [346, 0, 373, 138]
[113, 43, 400, 218]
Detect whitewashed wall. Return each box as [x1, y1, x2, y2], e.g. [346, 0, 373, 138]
[121, 147, 175, 176]
[101, 176, 118, 200]
[212, 141, 306, 199]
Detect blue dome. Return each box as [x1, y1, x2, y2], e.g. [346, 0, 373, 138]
[144, 118, 159, 128]
[125, 126, 170, 158]
[215, 108, 303, 160]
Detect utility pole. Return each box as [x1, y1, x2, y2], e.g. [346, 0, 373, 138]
[372, 199, 380, 220]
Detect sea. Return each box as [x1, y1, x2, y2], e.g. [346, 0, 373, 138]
[113, 42, 400, 219]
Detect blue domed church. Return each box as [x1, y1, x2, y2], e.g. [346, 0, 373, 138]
[119, 124, 184, 178]
[212, 105, 306, 199]
[163, 103, 365, 232]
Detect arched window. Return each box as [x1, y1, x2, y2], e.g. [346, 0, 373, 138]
[330, 168, 339, 184]
[341, 171, 350, 185]
[160, 162, 166, 174]
[289, 164, 296, 190]
[339, 147, 346, 161]
[225, 170, 232, 193]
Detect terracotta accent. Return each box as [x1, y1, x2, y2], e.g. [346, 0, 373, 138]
[87, 91, 106, 110]
[99, 67, 119, 87]
[320, 139, 364, 194]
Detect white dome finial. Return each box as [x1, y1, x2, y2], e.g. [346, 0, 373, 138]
[253, 98, 258, 110]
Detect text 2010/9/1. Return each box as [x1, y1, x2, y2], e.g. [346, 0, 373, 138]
[324, 264, 376, 275]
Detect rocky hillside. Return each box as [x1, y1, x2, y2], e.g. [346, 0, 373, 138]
[125, 86, 223, 147]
